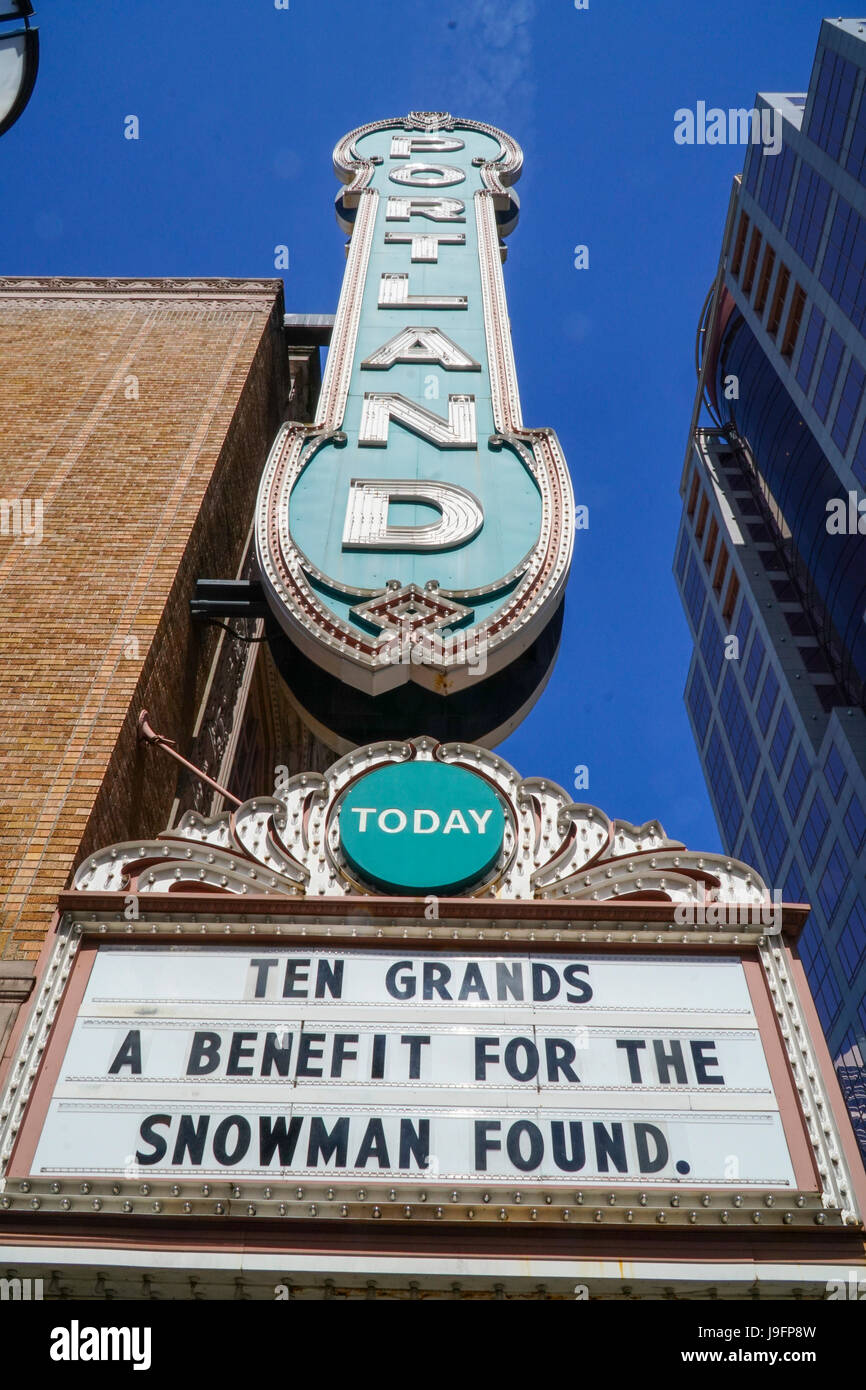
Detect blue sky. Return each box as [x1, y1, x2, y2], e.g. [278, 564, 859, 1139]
[0, 0, 836, 853]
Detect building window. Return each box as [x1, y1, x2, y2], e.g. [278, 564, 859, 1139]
[787, 164, 831, 270]
[700, 610, 724, 688]
[817, 841, 850, 922]
[742, 227, 763, 293]
[819, 197, 866, 335]
[739, 831, 758, 871]
[753, 770, 787, 881]
[807, 48, 857, 160]
[675, 529, 690, 581]
[744, 629, 765, 696]
[683, 554, 706, 632]
[707, 725, 743, 846]
[824, 743, 847, 801]
[744, 142, 762, 198]
[757, 144, 796, 229]
[831, 355, 866, 453]
[735, 598, 753, 652]
[808, 941, 843, 1032]
[780, 283, 807, 359]
[813, 328, 844, 423]
[756, 665, 779, 735]
[722, 571, 739, 621]
[795, 305, 825, 393]
[713, 540, 729, 594]
[838, 900, 866, 983]
[766, 263, 790, 337]
[770, 704, 794, 775]
[731, 210, 750, 276]
[846, 82, 866, 184]
[687, 470, 700, 517]
[754, 244, 776, 313]
[844, 791, 866, 854]
[687, 666, 712, 746]
[784, 856, 806, 905]
[784, 744, 810, 820]
[854, 418, 866, 489]
[801, 790, 830, 869]
[800, 919, 819, 971]
[695, 493, 709, 540]
[720, 667, 760, 796]
[703, 515, 719, 566]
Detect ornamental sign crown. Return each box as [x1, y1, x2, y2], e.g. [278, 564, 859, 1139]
[255, 112, 574, 725]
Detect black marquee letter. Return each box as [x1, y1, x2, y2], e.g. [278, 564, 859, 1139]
[109, 1029, 142, 1075]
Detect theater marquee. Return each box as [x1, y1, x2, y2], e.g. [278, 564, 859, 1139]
[29, 947, 795, 1187]
[1, 737, 862, 1243]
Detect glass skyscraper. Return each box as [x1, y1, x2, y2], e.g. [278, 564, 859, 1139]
[675, 18, 866, 1158]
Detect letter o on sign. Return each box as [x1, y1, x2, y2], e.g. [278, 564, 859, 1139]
[378, 808, 407, 833]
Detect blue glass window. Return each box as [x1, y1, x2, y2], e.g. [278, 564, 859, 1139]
[802, 790, 830, 869]
[854, 418, 866, 489]
[738, 831, 758, 871]
[824, 744, 847, 801]
[831, 356, 865, 453]
[787, 163, 831, 270]
[784, 856, 806, 904]
[700, 610, 724, 688]
[844, 792, 866, 854]
[784, 745, 810, 820]
[735, 597, 753, 653]
[770, 704, 794, 775]
[795, 305, 824, 393]
[752, 770, 787, 881]
[675, 530, 690, 581]
[807, 49, 857, 160]
[808, 940, 843, 1031]
[847, 83, 866, 184]
[707, 725, 743, 847]
[817, 841, 850, 921]
[819, 198, 866, 334]
[687, 666, 712, 746]
[756, 666, 779, 735]
[683, 554, 705, 632]
[838, 899, 866, 982]
[744, 140, 762, 198]
[719, 668, 760, 795]
[813, 328, 844, 423]
[744, 629, 765, 696]
[800, 918, 819, 971]
[757, 145, 796, 229]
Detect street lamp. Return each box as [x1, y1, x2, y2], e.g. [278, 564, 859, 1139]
[0, 2, 38, 137]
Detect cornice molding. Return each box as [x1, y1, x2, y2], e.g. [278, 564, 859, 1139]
[0, 277, 285, 300]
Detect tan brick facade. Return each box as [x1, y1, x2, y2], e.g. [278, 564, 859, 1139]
[0, 278, 290, 960]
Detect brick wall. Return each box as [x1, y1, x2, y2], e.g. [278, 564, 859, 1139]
[0, 278, 288, 959]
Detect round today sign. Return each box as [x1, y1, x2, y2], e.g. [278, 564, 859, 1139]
[338, 761, 506, 895]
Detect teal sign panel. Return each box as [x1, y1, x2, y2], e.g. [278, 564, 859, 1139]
[338, 760, 505, 894]
[256, 111, 574, 703]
